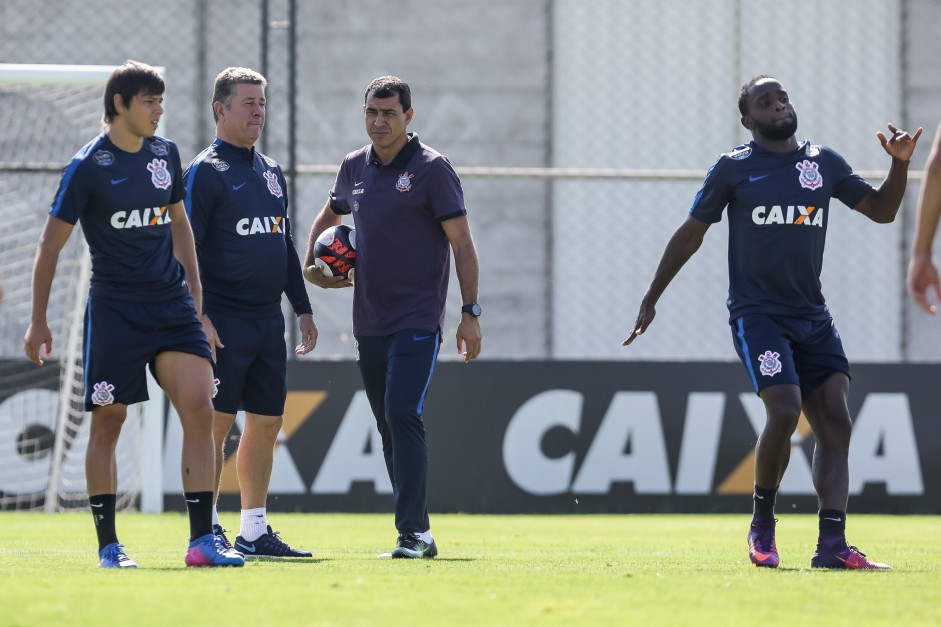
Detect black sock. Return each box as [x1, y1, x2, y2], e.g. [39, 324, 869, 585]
[751, 485, 777, 527]
[818, 509, 847, 550]
[89, 493, 118, 551]
[183, 491, 214, 542]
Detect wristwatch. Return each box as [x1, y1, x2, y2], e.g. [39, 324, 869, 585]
[461, 303, 482, 317]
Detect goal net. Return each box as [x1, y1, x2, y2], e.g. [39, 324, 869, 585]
[0, 64, 163, 512]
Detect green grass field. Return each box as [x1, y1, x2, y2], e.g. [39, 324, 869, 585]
[1, 512, 938, 626]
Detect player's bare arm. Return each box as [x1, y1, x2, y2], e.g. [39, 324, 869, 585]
[198, 312, 224, 362]
[623, 215, 710, 346]
[908, 122, 941, 314]
[24, 215, 74, 366]
[167, 201, 204, 314]
[303, 200, 350, 289]
[167, 200, 222, 359]
[443, 215, 481, 362]
[854, 123, 923, 223]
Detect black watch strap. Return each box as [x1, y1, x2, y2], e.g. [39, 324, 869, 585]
[461, 303, 482, 317]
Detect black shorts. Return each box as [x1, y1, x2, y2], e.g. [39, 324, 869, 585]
[208, 309, 287, 416]
[731, 314, 850, 397]
[83, 294, 211, 411]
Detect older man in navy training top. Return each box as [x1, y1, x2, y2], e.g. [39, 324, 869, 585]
[624, 75, 921, 570]
[304, 75, 482, 559]
[185, 67, 317, 558]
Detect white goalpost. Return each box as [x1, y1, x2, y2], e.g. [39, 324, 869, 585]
[0, 63, 165, 514]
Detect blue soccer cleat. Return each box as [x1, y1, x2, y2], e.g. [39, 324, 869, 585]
[234, 525, 312, 558]
[212, 524, 239, 553]
[185, 532, 245, 567]
[98, 542, 138, 569]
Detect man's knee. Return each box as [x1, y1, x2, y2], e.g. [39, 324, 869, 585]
[244, 413, 283, 441]
[384, 401, 422, 429]
[760, 388, 802, 433]
[90, 403, 129, 436]
[813, 412, 853, 451]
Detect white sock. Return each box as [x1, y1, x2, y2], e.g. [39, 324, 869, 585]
[239, 507, 268, 542]
[419, 529, 433, 544]
[211, 505, 220, 528]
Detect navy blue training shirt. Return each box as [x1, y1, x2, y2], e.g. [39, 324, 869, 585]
[329, 133, 466, 336]
[50, 133, 187, 302]
[690, 140, 873, 321]
[184, 139, 312, 318]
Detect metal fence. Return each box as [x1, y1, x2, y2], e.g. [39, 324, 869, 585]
[1, 0, 937, 364]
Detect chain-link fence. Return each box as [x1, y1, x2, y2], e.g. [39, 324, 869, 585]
[1, 0, 938, 365]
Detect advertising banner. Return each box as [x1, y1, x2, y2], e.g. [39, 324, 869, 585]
[2, 359, 933, 513]
[162, 361, 938, 514]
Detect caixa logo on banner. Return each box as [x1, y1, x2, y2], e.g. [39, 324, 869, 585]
[158, 386, 926, 500]
[502, 390, 924, 497]
[162, 390, 396, 495]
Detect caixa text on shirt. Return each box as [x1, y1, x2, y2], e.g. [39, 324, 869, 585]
[110, 206, 170, 228]
[236, 216, 283, 235]
[751, 205, 824, 227]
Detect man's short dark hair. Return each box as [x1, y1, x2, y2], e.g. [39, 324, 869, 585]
[103, 60, 165, 124]
[212, 67, 267, 122]
[364, 76, 411, 112]
[738, 74, 776, 116]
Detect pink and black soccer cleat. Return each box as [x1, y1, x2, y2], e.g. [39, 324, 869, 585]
[811, 545, 891, 570]
[747, 523, 779, 568]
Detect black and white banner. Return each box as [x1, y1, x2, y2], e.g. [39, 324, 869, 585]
[3, 359, 934, 513]
[162, 361, 939, 514]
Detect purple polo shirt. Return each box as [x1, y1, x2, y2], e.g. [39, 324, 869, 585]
[329, 133, 466, 336]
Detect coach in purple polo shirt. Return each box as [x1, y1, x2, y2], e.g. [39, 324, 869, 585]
[304, 76, 482, 559]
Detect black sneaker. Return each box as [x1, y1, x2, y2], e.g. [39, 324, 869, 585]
[391, 533, 438, 559]
[212, 524, 237, 552]
[234, 525, 313, 558]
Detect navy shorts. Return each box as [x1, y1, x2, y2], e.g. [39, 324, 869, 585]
[730, 314, 850, 397]
[208, 309, 286, 416]
[83, 294, 211, 411]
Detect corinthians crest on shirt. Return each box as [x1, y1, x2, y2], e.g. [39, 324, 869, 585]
[147, 158, 172, 190]
[396, 171, 414, 193]
[263, 170, 283, 198]
[796, 159, 823, 190]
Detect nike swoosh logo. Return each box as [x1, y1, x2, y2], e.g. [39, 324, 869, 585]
[354, 181, 364, 187]
[235, 541, 257, 553]
[91, 503, 104, 508]
[110, 177, 128, 185]
[232, 182, 247, 191]
[822, 517, 843, 522]
[749, 174, 769, 182]
[413, 335, 432, 341]
[185, 499, 200, 503]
